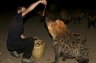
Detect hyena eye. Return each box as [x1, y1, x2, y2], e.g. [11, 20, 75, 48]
[50, 23, 54, 26]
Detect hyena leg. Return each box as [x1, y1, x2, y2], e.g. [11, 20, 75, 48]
[59, 52, 67, 61]
[76, 57, 89, 63]
[52, 49, 60, 63]
[52, 52, 59, 63]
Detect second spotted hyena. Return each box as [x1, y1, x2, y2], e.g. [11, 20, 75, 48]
[45, 18, 89, 63]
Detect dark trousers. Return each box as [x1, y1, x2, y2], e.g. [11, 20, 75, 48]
[8, 37, 34, 59]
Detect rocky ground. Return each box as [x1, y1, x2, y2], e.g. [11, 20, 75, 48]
[0, 10, 96, 63]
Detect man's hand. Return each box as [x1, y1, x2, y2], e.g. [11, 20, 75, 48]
[21, 34, 26, 39]
[21, 0, 47, 17]
[39, 0, 47, 5]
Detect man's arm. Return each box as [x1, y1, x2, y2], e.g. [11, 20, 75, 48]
[22, 0, 47, 17]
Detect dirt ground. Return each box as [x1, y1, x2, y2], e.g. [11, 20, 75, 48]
[0, 10, 96, 63]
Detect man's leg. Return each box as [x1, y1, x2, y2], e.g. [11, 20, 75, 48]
[21, 37, 35, 63]
[22, 37, 34, 59]
[8, 37, 35, 63]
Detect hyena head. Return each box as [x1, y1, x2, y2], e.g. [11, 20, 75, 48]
[45, 18, 69, 39]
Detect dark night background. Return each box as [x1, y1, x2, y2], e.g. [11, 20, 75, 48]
[0, 0, 96, 12]
[0, 0, 96, 63]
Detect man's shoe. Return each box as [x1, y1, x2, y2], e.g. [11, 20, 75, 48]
[10, 51, 21, 58]
[22, 58, 32, 63]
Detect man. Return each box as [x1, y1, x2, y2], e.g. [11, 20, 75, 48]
[7, 0, 47, 63]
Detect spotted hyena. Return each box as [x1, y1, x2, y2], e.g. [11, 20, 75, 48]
[45, 18, 89, 63]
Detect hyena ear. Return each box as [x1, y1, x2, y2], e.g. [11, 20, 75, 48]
[56, 19, 62, 24]
[56, 19, 65, 27]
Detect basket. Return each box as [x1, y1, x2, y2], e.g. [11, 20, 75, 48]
[32, 38, 45, 60]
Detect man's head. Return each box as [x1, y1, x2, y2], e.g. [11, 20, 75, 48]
[17, 6, 26, 13]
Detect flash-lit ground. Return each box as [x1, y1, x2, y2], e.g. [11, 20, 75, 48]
[0, 10, 96, 63]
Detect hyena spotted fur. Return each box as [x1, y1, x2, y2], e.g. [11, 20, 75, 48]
[45, 18, 89, 63]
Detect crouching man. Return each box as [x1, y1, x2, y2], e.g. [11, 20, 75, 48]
[6, 0, 47, 63]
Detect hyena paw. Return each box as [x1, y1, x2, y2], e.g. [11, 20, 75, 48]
[51, 61, 57, 63]
[77, 58, 89, 63]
